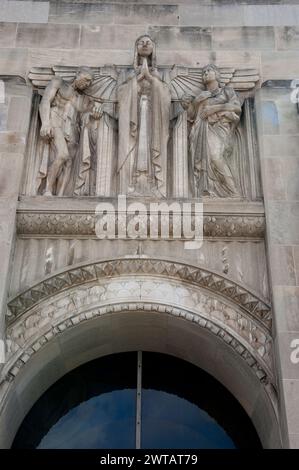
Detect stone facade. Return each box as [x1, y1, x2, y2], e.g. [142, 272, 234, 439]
[0, 0, 298, 449]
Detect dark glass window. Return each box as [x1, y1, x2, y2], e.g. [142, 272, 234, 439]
[12, 352, 261, 449]
[141, 352, 259, 449]
[13, 352, 137, 449]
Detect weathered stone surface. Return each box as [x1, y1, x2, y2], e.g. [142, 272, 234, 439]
[0, 48, 28, 76]
[263, 155, 299, 202]
[159, 49, 261, 67]
[263, 135, 299, 157]
[270, 246, 296, 287]
[179, 5, 246, 27]
[262, 51, 299, 80]
[242, 5, 299, 26]
[179, 4, 299, 26]
[28, 48, 132, 68]
[284, 158, 299, 201]
[49, 1, 114, 24]
[293, 246, 299, 284]
[0, 23, 17, 47]
[148, 26, 212, 50]
[273, 287, 299, 332]
[262, 159, 286, 201]
[282, 379, 299, 434]
[158, 50, 211, 66]
[7, 97, 31, 132]
[0, 132, 26, 153]
[114, 3, 179, 25]
[267, 202, 299, 245]
[16, 23, 80, 49]
[0, 153, 24, 197]
[212, 26, 275, 49]
[4, 78, 32, 99]
[289, 434, 299, 449]
[0, 1, 49, 23]
[276, 26, 299, 50]
[80, 24, 146, 50]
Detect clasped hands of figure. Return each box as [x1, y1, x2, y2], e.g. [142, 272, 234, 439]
[137, 57, 154, 82]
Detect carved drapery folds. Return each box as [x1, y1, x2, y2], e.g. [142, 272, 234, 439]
[24, 36, 261, 200]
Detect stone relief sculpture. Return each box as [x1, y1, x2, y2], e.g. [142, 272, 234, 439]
[181, 65, 242, 198]
[37, 67, 101, 196]
[171, 64, 260, 198]
[28, 38, 260, 199]
[117, 35, 171, 197]
[73, 97, 105, 196]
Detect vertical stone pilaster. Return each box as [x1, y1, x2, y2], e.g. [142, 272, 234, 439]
[256, 83, 299, 448]
[0, 77, 32, 361]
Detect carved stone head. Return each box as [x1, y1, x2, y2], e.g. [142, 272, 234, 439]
[202, 64, 221, 86]
[134, 34, 156, 69]
[74, 67, 94, 90]
[181, 93, 194, 109]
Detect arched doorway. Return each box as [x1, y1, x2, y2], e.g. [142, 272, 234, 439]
[12, 352, 261, 449]
[1, 258, 281, 448]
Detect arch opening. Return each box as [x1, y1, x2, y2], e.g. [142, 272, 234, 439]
[0, 308, 280, 449]
[12, 352, 262, 449]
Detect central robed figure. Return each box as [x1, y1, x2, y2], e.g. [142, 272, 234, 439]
[117, 35, 171, 197]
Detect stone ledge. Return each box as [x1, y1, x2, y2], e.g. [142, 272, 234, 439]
[17, 197, 265, 239]
[18, 196, 264, 213]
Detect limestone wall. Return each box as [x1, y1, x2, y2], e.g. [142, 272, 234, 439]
[0, 0, 299, 449]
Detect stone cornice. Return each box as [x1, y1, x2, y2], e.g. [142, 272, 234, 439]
[16, 197, 265, 240]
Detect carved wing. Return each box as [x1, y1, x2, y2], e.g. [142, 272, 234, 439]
[219, 67, 260, 93]
[28, 65, 118, 101]
[84, 66, 118, 102]
[169, 65, 259, 100]
[169, 66, 203, 100]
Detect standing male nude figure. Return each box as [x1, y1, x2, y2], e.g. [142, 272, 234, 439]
[39, 67, 100, 196]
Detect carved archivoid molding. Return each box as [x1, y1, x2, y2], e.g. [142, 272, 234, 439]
[4, 302, 273, 388]
[4, 257, 275, 413]
[7, 258, 271, 329]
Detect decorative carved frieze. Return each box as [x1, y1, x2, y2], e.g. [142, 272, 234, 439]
[7, 258, 271, 330]
[16, 210, 265, 239]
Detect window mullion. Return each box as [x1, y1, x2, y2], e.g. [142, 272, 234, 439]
[135, 350, 142, 449]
